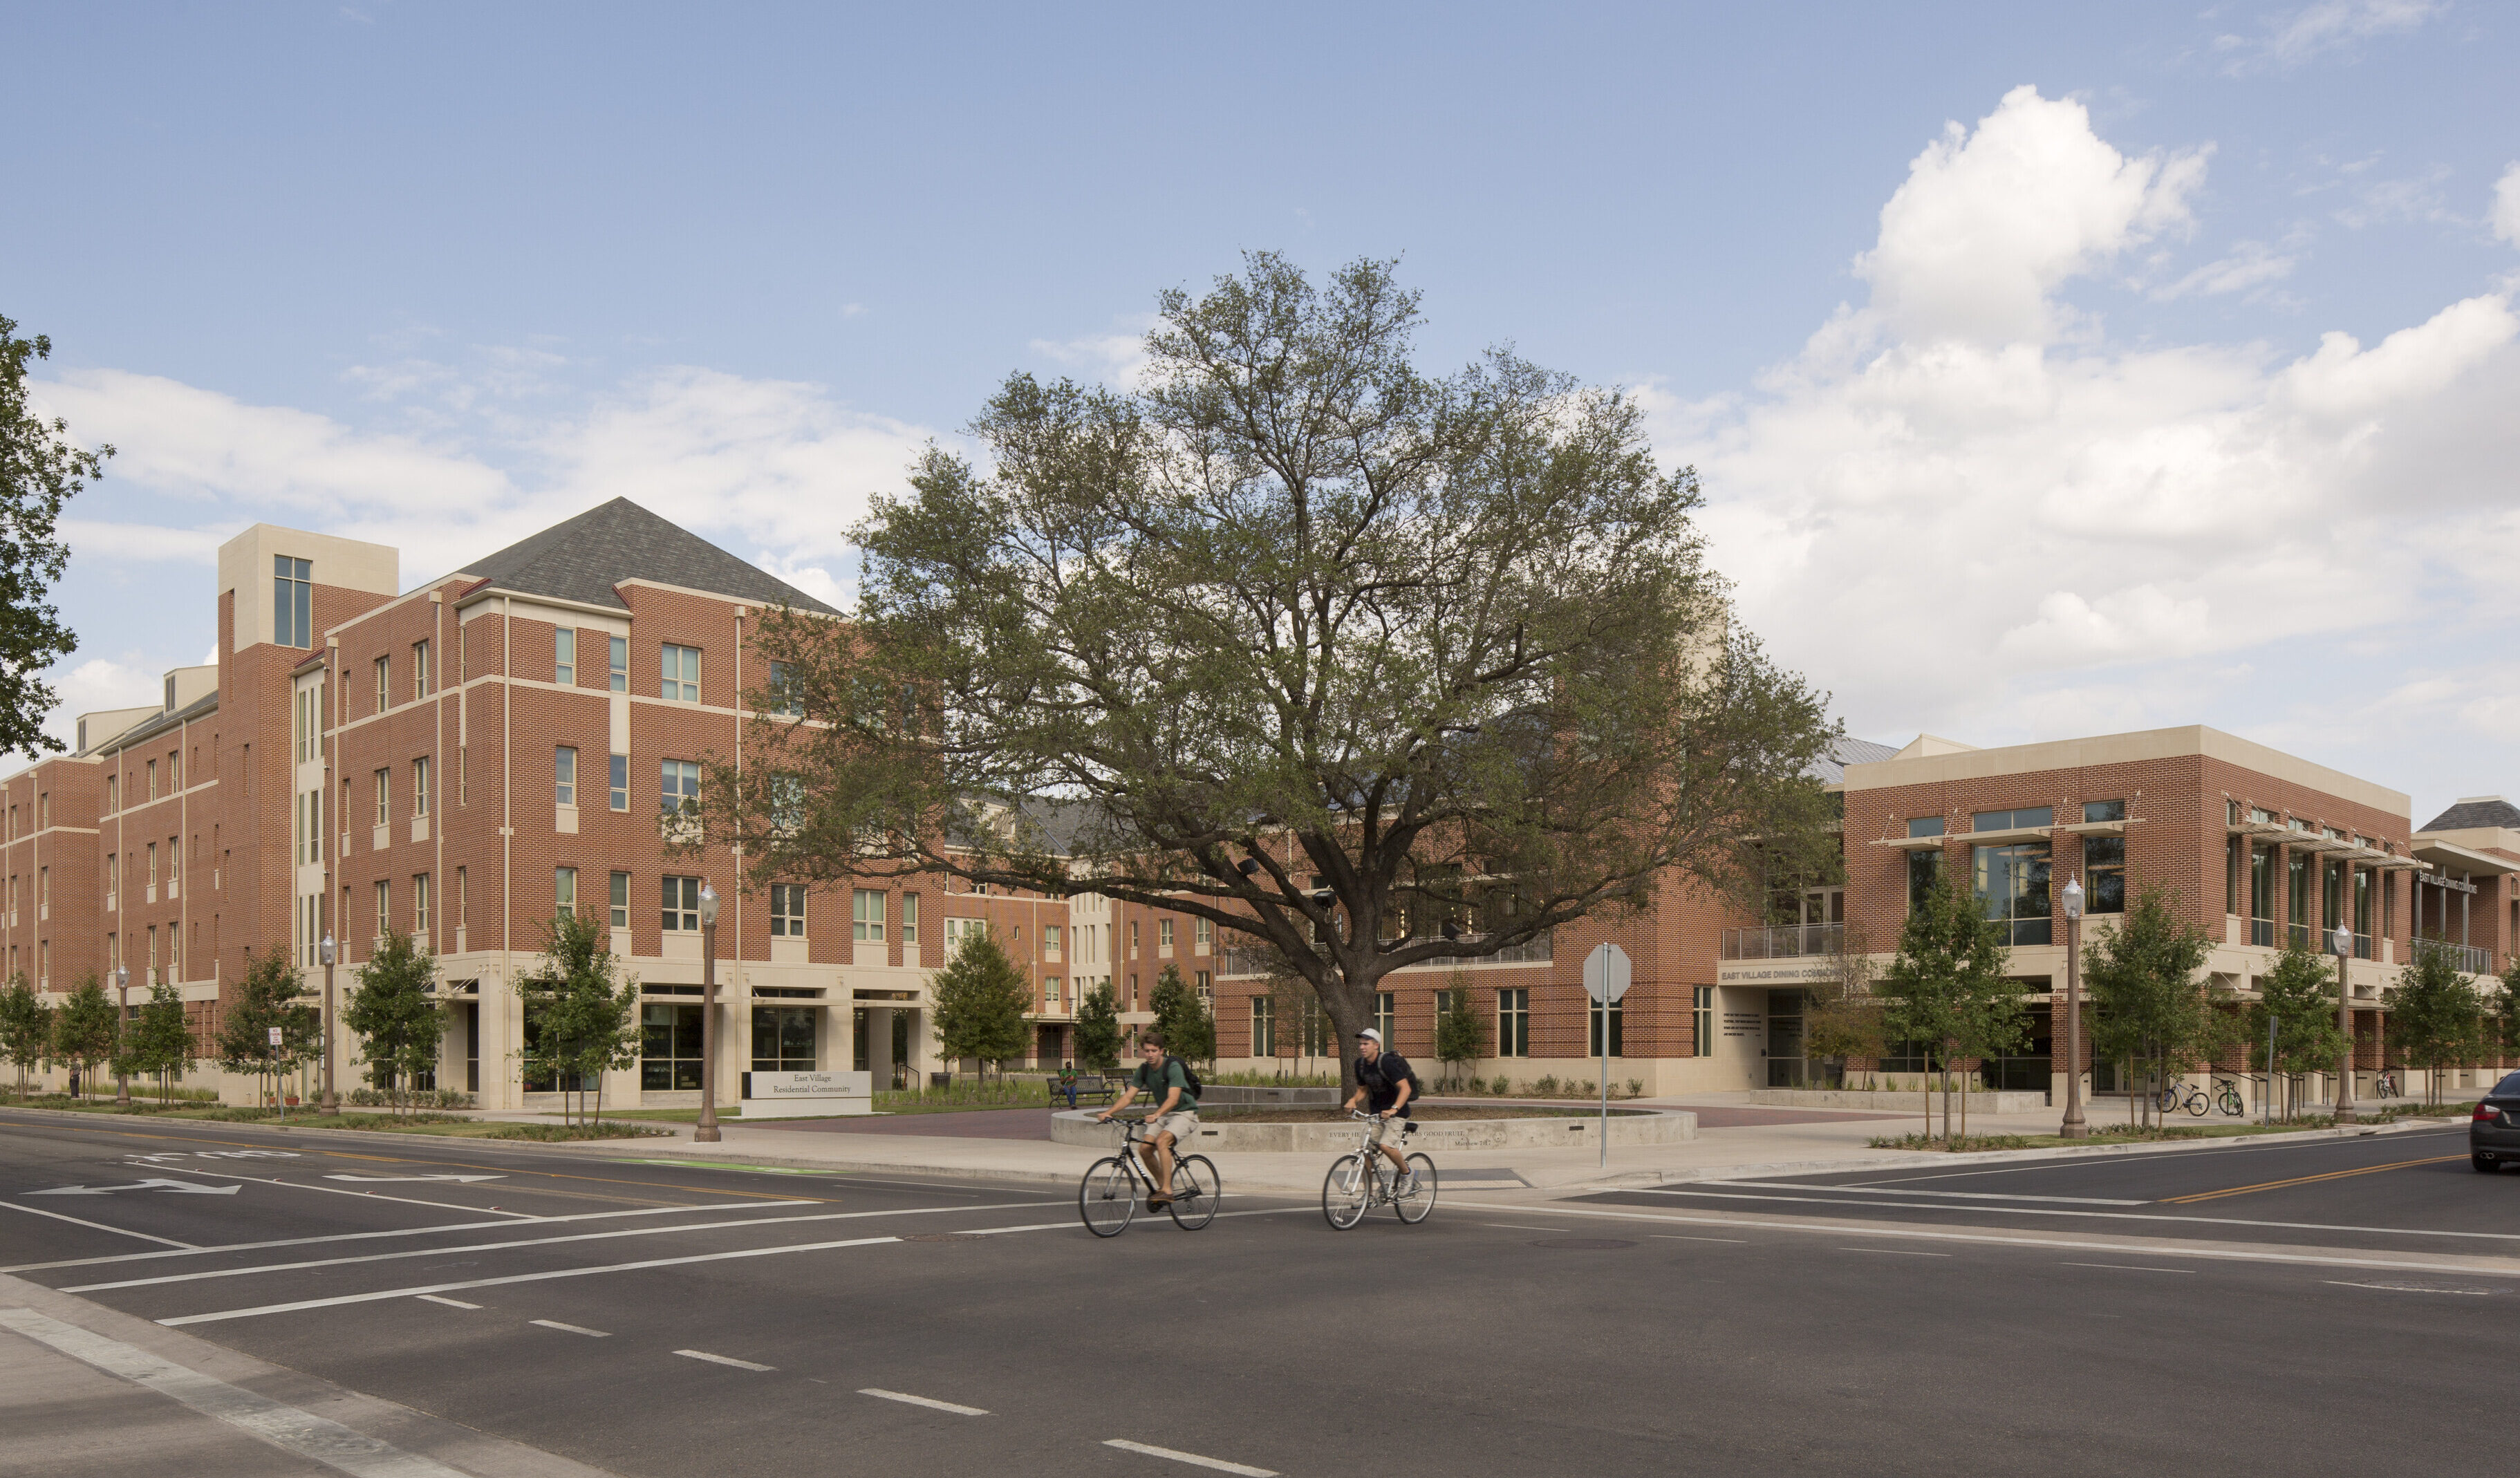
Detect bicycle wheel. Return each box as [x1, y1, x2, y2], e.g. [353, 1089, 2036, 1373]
[2185, 1087, 2209, 1117]
[1393, 1153, 1437, 1224]
[2216, 1085, 2244, 1117]
[1168, 1155, 1220, 1231]
[1323, 1154, 1370, 1230]
[1079, 1157, 1137, 1237]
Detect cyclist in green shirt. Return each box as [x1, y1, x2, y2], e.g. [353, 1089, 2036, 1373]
[1098, 1035, 1200, 1206]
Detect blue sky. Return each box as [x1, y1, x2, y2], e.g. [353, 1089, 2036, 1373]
[6, 2, 2517, 823]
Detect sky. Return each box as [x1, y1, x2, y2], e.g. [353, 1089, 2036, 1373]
[3, 1, 2517, 825]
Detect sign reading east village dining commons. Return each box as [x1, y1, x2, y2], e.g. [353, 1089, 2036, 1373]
[740, 1070, 874, 1119]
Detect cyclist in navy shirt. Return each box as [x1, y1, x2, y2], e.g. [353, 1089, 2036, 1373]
[1345, 1029, 1421, 1189]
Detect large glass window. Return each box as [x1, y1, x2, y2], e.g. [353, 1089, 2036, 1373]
[608, 635, 628, 693]
[609, 753, 628, 811]
[1693, 986, 1714, 1058]
[1589, 997, 1623, 1057]
[661, 874, 701, 932]
[771, 883, 807, 937]
[609, 870, 630, 929]
[1497, 988, 1530, 1057]
[554, 747, 577, 806]
[274, 556, 312, 647]
[2354, 869, 2374, 958]
[2250, 845, 2276, 946]
[854, 889, 886, 942]
[2288, 851, 2313, 949]
[768, 660, 803, 717]
[554, 866, 577, 919]
[641, 1002, 704, 1090]
[1972, 806, 2054, 832]
[900, 892, 917, 944]
[751, 1007, 816, 1074]
[554, 628, 576, 686]
[662, 644, 701, 702]
[1374, 991, 1395, 1045]
[1973, 843, 2051, 946]
[660, 760, 700, 818]
[2082, 834, 2125, 915]
[1906, 816, 1945, 839]
[1250, 996, 1276, 1056]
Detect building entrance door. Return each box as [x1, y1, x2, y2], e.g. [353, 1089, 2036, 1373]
[1766, 989, 1806, 1087]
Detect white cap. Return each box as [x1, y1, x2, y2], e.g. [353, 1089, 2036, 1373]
[1356, 1027, 1382, 1044]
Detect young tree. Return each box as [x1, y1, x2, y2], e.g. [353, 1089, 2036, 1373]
[1074, 980, 1123, 1073]
[2387, 942, 2482, 1106]
[215, 951, 320, 1107]
[2084, 885, 2229, 1130]
[343, 928, 445, 1117]
[0, 314, 111, 760]
[121, 980, 198, 1105]
[2250, 942, 2349, 1120]
[50, 975, 120, 1103]
[1149, 964, 1215, 1065]
[515, 911, 639, 1125]
[1433, 971, 1491, 1088]
[929, 928, 1032, 1081]
[1878, 877, 2013, 1139]
[701, 254, 1841, 1098]
[1801, 932, 1884, 1091]
[0, 973, 52, 1099]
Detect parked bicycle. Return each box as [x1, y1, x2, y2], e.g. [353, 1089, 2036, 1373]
[1078, 1115, 1219, 1237]
[1323, 1110, 1437, 1229]
[2156, 1081, 2210, 1116]
[2210, 1076, 2246, 1116]
[2375, 1069, 2401, 1100]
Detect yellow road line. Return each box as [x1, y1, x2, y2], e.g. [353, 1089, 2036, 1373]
[2163, 1154, 2465, 1204]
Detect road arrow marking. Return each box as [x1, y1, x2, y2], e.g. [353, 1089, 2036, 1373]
[26, 1179, 242, 1197]
[321, 1174, 504, 1184]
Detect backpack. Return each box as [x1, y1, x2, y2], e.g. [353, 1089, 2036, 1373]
[1164, 1055, 1204, 1101]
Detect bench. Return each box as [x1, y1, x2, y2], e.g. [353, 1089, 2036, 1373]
[1050, 1074, 1117, 1108]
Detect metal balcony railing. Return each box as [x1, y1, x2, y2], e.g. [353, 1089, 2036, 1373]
[2415, 938, 2494, 976]
[1215, 930, 1555, 977]
[1720, 923, 1846, 961]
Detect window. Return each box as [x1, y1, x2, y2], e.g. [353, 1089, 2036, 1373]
[555, 867, 577, 919]
[609, 871, 630, 929]
[1972, 806, 2054, 832]
[1043, 923, 1063, 959]
[554, 628, 576, 686]
[2082, 834, 2125, 914]
[375, 656, 391, 713]
[662, 644, 700, 702]
[106, 775, 118, 812]
[2250, 844, 2277, 946]
[642, 1003, 704, 1090]
[374, 768, 390, 825]
[944, 916, 985, 953]
[1195, 970, 1211, 1008]
[1694, 986, 1715, 1058]
[834, 887, 879, 942]
[147, 843, 158, 890]
[1374, 991, 1395, 1045]
[1497, 989, 1529, 1057]
[2226, 834, 2243, 915]
[1974, 843, 2052, 946]
[1043, 976, 1064, 1011]
[147, 759, 158, 799]
[2083, 799, 2125, 824]
[105, 853, 116, 909]
[660, 760, 700, 818]
[1251, 997, 1276, 1057]
[411, 640, 431, 699]
[274, 555, 312, 646]
[1195, 917, 1212, 953]
[1589, 997, 1624, 1057]
[456, 867, 467, 933]
[374, 879, 390, 936]
[767, 660, 803, 717]
[412, 756, 431, 818]
[662, 875, 701, 932]
[609, 754, 628, 811]
[1128, 920, 1139, 959]
[412, 874, 431, 933]
[900, 892, 918, 944]
[554, 747, 577, 806]
[771, 883, 808, 937]
[608, 635, 628, 693]
[2288, 850, 2312, 948]
[752, 1007, 816, 1073]
[1159, 918, 1174, 954]
[1906, 816, 1945, 839]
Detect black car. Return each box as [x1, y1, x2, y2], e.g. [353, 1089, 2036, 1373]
[2471, 1073, 2520, 1170]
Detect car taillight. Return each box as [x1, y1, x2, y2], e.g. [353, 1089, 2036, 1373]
[2476, 1103, 2501, 1122]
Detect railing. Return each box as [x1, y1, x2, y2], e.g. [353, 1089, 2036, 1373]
[2415, 938, 2494, 976]
[1215, 930, 1555, 978]
[1720, 923, 1846, 960]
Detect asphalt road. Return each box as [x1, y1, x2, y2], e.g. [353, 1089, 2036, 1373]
[6, 1110, 2518, 1477]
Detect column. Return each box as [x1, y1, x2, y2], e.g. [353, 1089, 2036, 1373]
[868, 1006, 895, 1090]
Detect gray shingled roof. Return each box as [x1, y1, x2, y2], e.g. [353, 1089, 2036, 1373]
[1810, 736, 1901, 785]
[2420, 796, 2520, 833]
[456, 498, 840, 615]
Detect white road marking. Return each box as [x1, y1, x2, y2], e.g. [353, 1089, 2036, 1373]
[1840, 1247, 1949, 1257]
[859, 1387, 987, 1414]
[530, 1319, 610, 1337]
[676, 1349, 775, 1371]
[26, 1179, 239, 1197]
[1715, 1181, 2146, 1206]
[2062, 1262, 2194, 1274]
[323, 1175, 504, 1184]
[61, 1201, 1061, 1292]
[0, 1307, 472, 1478]
[1482, 1224, 1564, 1232]
[2326, 1280, 2494, 1295]
[4, 1200, 819, 1274]
[1104, 1438, 1279, 1475]
[1624, 1187, 2520, 1244]
[154, 1169, 540, 1218]
[414, 1295, 480, 1309]
[0, 1199, 199, 1248]
[1650, 1235, 1748, 1244]
[1447, 1199, 2520, 1278]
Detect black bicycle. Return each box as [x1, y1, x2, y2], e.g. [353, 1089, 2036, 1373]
[1079, 1115, 1219, 1237]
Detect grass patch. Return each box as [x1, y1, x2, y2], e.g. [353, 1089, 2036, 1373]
[1868, 1116, 2358, 1151]
[1197, 1105, 1656, 1123]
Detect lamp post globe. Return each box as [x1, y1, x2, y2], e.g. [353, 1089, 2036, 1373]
[113, 964, 131, 1106]
[2331, 920, 2358, 1124]
[319, 931, 339, 1114]
[2058, 875, 2086, 1139]
[695, 884, 723, 1143]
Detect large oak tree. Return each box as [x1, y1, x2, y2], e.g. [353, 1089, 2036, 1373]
[704, 254, 1838, 1089]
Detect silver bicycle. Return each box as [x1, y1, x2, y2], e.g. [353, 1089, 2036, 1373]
[1323, 1110, 1437, 1229]
[1079, 1115, 1219, 1237]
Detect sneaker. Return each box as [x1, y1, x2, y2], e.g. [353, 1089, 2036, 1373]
[1398, 1172, 1418, 1195]
[1148, 1192, 1173, 1208]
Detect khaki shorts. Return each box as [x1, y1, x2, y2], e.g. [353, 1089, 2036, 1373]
[1368, 1115, 1416, 1149]
[1143, 1110, 1200, 1148]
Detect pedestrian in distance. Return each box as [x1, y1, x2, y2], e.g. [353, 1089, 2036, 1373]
[1058, 1060, 1079, 1110]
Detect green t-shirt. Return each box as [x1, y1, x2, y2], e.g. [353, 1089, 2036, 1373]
[1131, 1059, 1197, 1112]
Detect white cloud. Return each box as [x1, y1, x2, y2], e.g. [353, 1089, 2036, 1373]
[2494, 163, 2520, 246]
[2213, 1, 2443, 74]
[1659, 85, 2520, 782]
[1854, 86, 2205, 345]
[2149, 240, 2295, 301]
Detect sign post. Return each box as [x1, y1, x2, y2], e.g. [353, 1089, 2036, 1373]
[269, 1026, 286, 1124]
[1582, 944, 1632, 1168]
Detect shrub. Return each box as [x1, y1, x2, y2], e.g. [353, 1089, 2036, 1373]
[1534, 1074, 1559, 1096]
[1626, 1078, 1644, 1099]
[1491, 1076, 1509, 1096]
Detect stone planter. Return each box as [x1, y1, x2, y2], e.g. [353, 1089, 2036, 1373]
[1748, 1088, 2048, 1114]
[1193, 1085, 1339, 1106]
[1049, 1107, 1695, 1152]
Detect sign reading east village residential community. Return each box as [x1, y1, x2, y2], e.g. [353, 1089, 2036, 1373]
[740, 1070, 874, 1119]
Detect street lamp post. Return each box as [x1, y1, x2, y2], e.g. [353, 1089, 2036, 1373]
[694, 884, 722, 1143]
[113, 964, 131, 1107]
[2331, 921, 2358, 1124]
[2059, 876, 2086, 1139]
[319, 933, 339, 1114]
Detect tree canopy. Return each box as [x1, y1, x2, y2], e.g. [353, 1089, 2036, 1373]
[929, 928, 1032, 1075]
[120, 980, 197, 1103]
[0, 973, 51, 1098]
[516, 911, 638, 1124]
[2387, 942, 2481, 1105]
[0, 314, 110, 759]
[1150, 964, 1215, 1065]
[344, 928, 445, 1114]
[1074, 980, 1122, 1072]
[2250, 940, 2347, 1119]
[215, 951, 319, 1104]
[51, 975, 120, 1100]
[2084, 884, 2228, 1128]
[1878, 874, 2019, 1136]
[704, 254, 1840, 1088]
